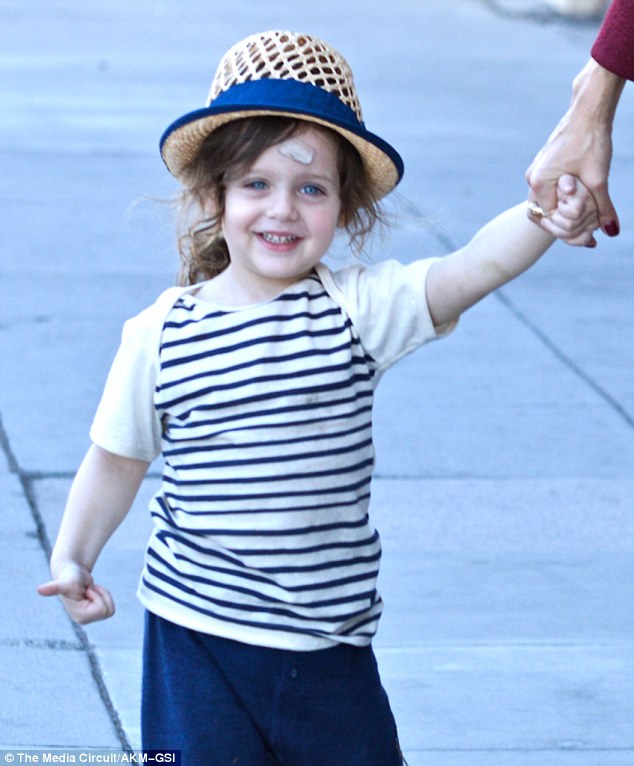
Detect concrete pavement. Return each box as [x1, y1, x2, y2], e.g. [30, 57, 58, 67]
[1, 1, 633, 763]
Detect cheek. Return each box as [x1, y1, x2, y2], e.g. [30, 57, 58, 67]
[316, 203, 344, 236]
[311, 211, 336, 241]
[220, 196, 244, 234]
[333, 197, 345, 229]
[201, 191, 225, 229]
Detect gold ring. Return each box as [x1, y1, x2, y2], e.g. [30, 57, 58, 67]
[528, 201, 551, 219]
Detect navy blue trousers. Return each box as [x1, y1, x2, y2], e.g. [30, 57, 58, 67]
[142, 612, 404, 765]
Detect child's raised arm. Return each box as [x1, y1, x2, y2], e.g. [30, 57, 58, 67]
[425, 174, 599, 328]
[37, 444, 149, 624]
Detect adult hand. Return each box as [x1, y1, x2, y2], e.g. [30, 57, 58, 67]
[526, 109, 617, 239]
[526, 59, 625, 241]
[532, 174, 599, 248]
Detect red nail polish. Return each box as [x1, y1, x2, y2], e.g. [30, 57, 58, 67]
[604, 221, 620, 237]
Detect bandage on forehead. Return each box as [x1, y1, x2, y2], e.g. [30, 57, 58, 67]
[277, 138, 314, 164]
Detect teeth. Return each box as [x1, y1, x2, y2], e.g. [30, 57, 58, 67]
[262, 233, 297, 244]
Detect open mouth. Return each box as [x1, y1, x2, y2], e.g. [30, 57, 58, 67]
[261, 232, 299, 245]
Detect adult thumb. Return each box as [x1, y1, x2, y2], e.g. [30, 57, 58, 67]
[594, 186, 620, 237]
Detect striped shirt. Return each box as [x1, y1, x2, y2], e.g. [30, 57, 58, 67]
[90, 258, 448, 649]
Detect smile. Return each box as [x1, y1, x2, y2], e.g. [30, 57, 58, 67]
[261, 233, 299, 244]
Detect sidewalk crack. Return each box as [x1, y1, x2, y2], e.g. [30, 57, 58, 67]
[0, 410, 133, 754]
[418, 215, 634, 432]
[495, 288, 634, 430]
[0, 637, 85, 651]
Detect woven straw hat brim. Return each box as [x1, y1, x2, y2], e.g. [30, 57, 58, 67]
[160, 105, 403, 201]
[160, 31, 404, 200]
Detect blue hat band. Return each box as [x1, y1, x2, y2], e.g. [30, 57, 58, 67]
[210, 79, 364, 130]
[160, 75, 404, 194]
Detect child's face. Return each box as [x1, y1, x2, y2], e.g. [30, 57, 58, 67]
[219, 126, 342, 301]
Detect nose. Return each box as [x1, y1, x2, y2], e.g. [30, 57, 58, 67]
[267, 187, 298, 221]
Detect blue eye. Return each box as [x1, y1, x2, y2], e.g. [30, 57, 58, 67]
[301, 184, 324, 196]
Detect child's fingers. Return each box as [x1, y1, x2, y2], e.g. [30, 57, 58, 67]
[539, 210, 598, 247]
[557, 174, 577, 198]
[63, 585, 115, 625]
[556, 192, 590, 222]
[88, 585, 116, 618]
[563, 231, 597, 248]
[549, 208, 597, 233]
[555, 197, 585, 222]
[543, 174, 600, 244]
[541, 220, 597, 247]
[557, 174, 600, 222]
[543, 224, 596, 247]
[38, 572, 115, 623]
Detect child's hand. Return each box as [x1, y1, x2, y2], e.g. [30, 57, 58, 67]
[38, 561, 115, 625]
[528, 174, 600, 248]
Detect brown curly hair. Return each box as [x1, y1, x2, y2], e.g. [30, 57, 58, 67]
[175, 116, 386, 286]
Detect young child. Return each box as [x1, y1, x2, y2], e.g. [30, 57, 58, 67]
[38, 30, 598, 765]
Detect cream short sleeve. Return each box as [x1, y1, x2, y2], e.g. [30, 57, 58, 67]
[89, 287, 188, 461]
[317, 258, 455, 373]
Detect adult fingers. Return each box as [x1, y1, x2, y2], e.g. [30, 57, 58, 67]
[592, 184, 620, 237]
[525, 158, 559, 220]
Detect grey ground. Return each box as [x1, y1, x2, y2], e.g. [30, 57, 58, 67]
[1, 1, 633, 763]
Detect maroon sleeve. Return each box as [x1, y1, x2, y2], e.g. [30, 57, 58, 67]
[591, 0, 634, 80]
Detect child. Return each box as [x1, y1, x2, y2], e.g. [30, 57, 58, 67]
[38, 30, 598, 765]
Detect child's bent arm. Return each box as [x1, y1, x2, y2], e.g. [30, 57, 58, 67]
[38, 444, 149, 624]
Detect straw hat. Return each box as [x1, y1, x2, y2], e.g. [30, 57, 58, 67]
[160, 30, 404, 200]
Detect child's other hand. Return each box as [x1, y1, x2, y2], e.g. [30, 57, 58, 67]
[528, 174, 599, 248]
[37, 562, 115, 624]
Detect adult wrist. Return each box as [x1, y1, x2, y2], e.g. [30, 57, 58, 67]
[570, 58, 626, 127]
